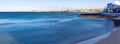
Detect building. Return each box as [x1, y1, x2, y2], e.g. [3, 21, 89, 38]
[105, 1, 120, 13]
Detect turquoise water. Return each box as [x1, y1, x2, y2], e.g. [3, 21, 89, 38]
[0, 12, 114, 44]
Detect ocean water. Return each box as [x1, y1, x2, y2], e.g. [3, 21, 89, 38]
[0, 12, 114, 44]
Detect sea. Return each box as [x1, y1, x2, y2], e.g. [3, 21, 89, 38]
[0, 12, 114, 44]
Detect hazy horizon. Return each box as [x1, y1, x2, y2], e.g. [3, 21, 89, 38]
[0, 0, 113, 11]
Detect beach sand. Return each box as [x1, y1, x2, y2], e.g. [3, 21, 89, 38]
[96, 26, 120, 44]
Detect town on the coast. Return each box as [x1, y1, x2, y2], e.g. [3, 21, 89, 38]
[18, 8, 103, 13]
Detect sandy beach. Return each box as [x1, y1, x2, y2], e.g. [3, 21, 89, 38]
[96, 26, 120, 44]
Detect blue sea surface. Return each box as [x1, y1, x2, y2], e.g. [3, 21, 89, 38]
[0, 12, 114, 44]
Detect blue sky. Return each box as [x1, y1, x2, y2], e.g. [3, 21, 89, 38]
[0, 0, 113, 11]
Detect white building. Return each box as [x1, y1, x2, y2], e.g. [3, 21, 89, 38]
[105, 0, 120, 13]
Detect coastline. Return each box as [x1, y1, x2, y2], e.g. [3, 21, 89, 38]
[76, 32, 111, 44]
[76, 26, 118, 44]
[75, 15, 120, 44]
[95, 26, 120, 44]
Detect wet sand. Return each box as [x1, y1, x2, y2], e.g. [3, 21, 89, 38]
[96, 26, 120, 44]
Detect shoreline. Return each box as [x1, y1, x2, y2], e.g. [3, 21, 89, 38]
[75, 18, 120, 44]
[95, 26, 120, 44]
[76, 26, 117, 44]
[76, 32, 111, 44]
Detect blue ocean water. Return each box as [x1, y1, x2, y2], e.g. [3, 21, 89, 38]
[0, 12, 114, 44]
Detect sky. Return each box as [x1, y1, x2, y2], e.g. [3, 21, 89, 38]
[0, 0, 114, 11]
